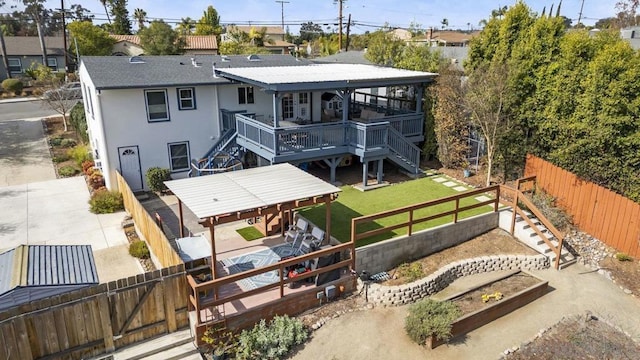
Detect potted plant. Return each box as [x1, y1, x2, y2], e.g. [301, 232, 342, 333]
[462, 160, 472, 178]
[202, 327, 237, 360]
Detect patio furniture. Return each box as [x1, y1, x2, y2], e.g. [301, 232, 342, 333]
[297, 227, 325, 255]
[285, 218, 309, 249]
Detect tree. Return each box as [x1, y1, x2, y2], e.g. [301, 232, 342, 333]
[21, 0, 48, 66]
[195, 5, 222, 36]
[68, 21, 115, 56]
[36, 65, 75, 131]
[138, 20, 185, 55]
[433, 64, 468, 168]
[177, 17, 195, 35]
[133, 8, 146, 32]
[364, 30, 404, 66]
[616, 0, 640, 27]
[299, 21, 323, 42]
[440, 18, 448, 30]
[464, 63, 511, 186]
[109, 0, 131, 35]
[248, 26, 272, 47]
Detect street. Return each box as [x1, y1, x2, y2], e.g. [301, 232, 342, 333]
[0, 98, 56, 121]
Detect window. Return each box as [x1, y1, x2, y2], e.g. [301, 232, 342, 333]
[177, 88, 196, 110]
[46, 57, 57, 71]
[7, 58, 21, 74]
[145, 90, 170, 122]
[298, 92, 308, 104]
[168, 142, 190, 172]
[238, 86, 254, 104]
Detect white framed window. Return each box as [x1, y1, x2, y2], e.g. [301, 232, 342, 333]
[238, 86, 254, 104]
[46, 57, 58, 71]
[298, 92, 308, 104]
[168, 141, 190, 172]
[7, 58, 21, 74]
[177, 87, 196, 110]
[145, 89, 170, 122]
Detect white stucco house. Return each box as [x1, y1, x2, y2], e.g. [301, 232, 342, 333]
[78, 54, 436, 192]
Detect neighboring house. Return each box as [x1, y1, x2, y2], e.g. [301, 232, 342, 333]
[78, 54, 436, 192]
[0, 245, 99, 311]
[411, 29, 480, 47]
[109, 35, 219, 56]
[0, 36, 66, 80]
[620, 26, 640, 50]
[222, 25, 295, 54]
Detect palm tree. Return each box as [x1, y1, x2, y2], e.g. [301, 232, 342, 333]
[100, 0, 111, 24]
[133, 8, 147, 32]
[178, 17, 195, 35]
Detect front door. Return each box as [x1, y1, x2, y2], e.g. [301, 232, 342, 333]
[118, 146, 143, 191]
[282, 94, 294, 121]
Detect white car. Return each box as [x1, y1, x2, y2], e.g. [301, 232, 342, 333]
[43, 82, 82, 100]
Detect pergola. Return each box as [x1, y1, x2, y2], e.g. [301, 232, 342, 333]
[164, 163, 341, 278]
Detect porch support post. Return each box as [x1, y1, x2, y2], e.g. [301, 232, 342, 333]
[178, 199, 184, 238]
[362, 160, 368, 190]
[324, 196, 331, 246]
[416, 85, 424, 113]
[272, 92, 280, 127]
[377, 159, 384, 183]
[323, 156, 342, 184]
[209, 219, 217, 280]
[341, 89, 351, 123]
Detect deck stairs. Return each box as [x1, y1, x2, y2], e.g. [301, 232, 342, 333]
[499, 209, 577, 269]
[385, 127, 422, 175]
[189, 129, 243, 176]
[111, 328, 200, 360]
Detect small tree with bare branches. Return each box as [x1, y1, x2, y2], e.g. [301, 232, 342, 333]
[36, 65, 78, 132]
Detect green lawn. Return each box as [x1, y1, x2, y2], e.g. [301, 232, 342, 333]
[298, 177, 494, 246]
[236, 226, 265, 241]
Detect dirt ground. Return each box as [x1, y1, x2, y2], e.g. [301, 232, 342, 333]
[43, 115, 81, 176]
[451, 272, 539, 314]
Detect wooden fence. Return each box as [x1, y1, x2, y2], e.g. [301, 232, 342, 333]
[525, 154, 640, 258]
[0, 265, 190, 360]
[116, 171, 183, 267]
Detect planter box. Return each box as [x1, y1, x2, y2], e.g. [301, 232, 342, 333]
[427, 270, 548, 349]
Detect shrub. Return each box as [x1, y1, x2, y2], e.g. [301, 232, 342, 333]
[128, 241, 150, 259]
[69, 102, 88, 144]
[146, 167, 171, 192]
[405, 299, 462, 343]
[88, 172, 105, 190]
[615, 253, 633, 262]
[235, 315, 308, 360]
[528, 190, 572, 230]
[67, 144, 92, 167]
[60, 138, 77, 148]
[89, 189, 123, 214]
[82, 160, 95, 175]
[2, 78, 23, 95]
[202, 327, 238, 357]
[398, 262, 424, 282]
[58, 165, 79, 177]
[50, 136, 64, 147]
[52, 155, 70, 163]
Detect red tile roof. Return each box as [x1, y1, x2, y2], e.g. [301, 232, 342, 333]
[110, 35, 218, 50]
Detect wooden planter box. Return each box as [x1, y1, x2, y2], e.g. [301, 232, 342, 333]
[427, 270, 548, 349]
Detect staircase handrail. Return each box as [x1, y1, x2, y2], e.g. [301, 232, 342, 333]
[387, 126, 421, 174]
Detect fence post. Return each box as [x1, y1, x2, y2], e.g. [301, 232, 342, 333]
[97, 293, 115, 353]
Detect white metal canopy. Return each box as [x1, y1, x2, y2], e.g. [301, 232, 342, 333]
[164, 163, 341, 219]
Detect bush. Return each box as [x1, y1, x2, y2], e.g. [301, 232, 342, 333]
[398, 262, 424, 282]
[82, 160, 95, 175]
[60, 138, 77, 148]
[58, 165, 79, 177]
[88, 172, 105, 190]
[146, 167, 171, 192]
[129, 241, 150, 259]
[52, 155, 70, 163]
[66, 144, 92, 167]
[405, 299, 462, 343]
[70, 102, 88, 144]
[528, 190, 572, 230]
[235, 315, 308, 360]
[89, 189, 123, 214]
[50, 136, 63, 147]
[615, 253, 633, 262]
[2, 79, 24, 95]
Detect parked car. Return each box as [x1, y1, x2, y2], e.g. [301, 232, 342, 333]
[42, 82, 82, 100]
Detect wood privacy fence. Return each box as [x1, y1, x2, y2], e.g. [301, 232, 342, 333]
[116, 171, 183, 267]
[0, 265, 190, 360]
[525, 154, 640, 258]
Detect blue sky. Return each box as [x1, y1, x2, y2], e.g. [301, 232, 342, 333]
[36, 1, 621, 32]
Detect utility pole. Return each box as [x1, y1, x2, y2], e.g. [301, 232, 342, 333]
[577, 0, 585, 26]
[275, 1, 289, 30]
[338, 0, 343, 51]
[345, 13, 351, 52]
[61, 0, 68, 73]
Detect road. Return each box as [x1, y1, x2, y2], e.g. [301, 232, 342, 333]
[0, 99, 58, 186]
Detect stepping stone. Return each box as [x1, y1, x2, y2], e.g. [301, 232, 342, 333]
[432, 177, 447, 183]
[453, 186, 468, 192]
[443, 181, 458, 187]
[475, 195, 492, 202]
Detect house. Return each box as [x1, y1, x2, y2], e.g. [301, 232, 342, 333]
[388, 28, 413, 41]
[0, 36, 66, 80]
[110, 35, 219, 56]
[222, 25, 295, 54]
[0, 245, 99, 311]
[411, 29, 480, 47]
[620, 26, 640, 50]
[78, 54, 436, 192]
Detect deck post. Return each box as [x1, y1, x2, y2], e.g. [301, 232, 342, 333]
[325, 196, 332, 246]
[362, 160, 368, 190]
[377, 159, 383, 183]
[342, 89, 351, 123]
[272, 92, 280, 127]
[209, 219, 217, 279]
[416, 85, 424, 113]
[178, 199, 184, 238]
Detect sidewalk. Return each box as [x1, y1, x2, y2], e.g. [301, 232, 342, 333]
[0, 96, 40, 104]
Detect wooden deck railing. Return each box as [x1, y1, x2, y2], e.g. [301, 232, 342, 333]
[187, 242, 356, 325]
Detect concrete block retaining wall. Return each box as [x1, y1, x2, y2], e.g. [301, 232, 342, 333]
[355, 212, 500, 275]
[361, 254, 549, 306]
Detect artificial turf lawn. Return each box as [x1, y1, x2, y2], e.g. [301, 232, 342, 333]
[298, 176, 493, 246]
[236, 226, 265, 241]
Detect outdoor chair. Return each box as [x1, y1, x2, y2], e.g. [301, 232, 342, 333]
[297, 227, 325, 255]
[284, 218, 309, 249]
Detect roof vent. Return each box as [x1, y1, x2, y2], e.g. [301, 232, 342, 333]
[129, 56, 145, 64]
[191, 57, 202, 67]
[247, 54, 261, 61]
[221, 55, 230, 62]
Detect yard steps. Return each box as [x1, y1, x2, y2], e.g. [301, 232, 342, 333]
[499, 209, 577, 269]
[112, 328, 197, 360]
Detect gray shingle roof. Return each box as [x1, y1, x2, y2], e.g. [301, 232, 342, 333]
[81, 54, 312, 90]
[313, 51, 374, 65]
[3, 36, 65, 56]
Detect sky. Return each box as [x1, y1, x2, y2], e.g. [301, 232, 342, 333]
[9, 0, 623, 33]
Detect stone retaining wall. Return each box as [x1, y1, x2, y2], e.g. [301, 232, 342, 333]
[361, 254, 550, 306]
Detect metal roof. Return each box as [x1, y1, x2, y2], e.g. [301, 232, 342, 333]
[164, 163, 341, 219]
[217, 63, 437, 92]
[81, 55, 312, 90]
[0, 245, 99, 297]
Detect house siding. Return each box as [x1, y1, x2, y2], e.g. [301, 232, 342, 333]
[0, 55, 65, 80]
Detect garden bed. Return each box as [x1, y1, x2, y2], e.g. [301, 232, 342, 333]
[428, 270, 548, 349]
